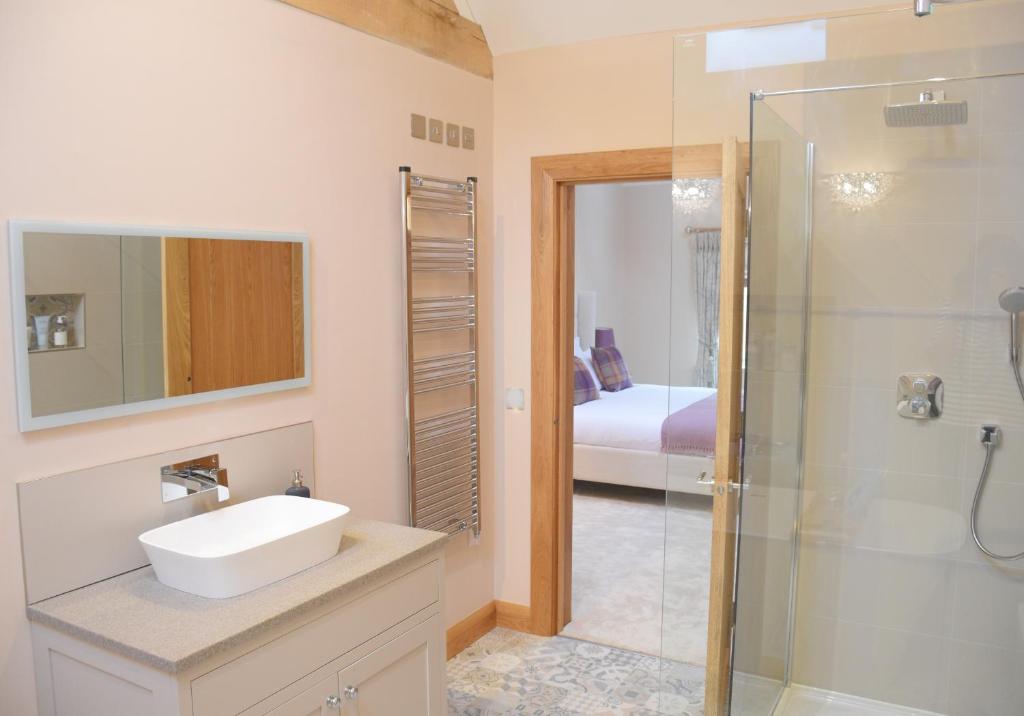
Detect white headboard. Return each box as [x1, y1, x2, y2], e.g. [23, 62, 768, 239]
[576, 290, 597, 350]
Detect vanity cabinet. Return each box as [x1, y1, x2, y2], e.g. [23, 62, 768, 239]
[269, 618, 441, 716]
[269, 675, 338, 716]
[30, 546, 446, 716]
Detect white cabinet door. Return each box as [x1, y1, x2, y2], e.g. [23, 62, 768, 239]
[334, 616, 444, 715]
[269, 674, 340, 716]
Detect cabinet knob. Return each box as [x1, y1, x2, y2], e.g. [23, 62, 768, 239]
[344, 685, 359, 700]
[325, 694, 341, 710]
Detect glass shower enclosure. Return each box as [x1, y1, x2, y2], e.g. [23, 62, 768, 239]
[667, 1, 1024, 714]
[738, 67, 1024, 716]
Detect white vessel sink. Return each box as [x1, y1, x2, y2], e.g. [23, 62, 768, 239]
[139, 495, 350, 599]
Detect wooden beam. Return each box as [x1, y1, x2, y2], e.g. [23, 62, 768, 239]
[429, 0, 459, 13]
[279, 0, 492, 79]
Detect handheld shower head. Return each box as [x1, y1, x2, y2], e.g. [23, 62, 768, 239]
[1000, 287, 1024, 366]
[999, 287, 1024, 314]
[970, 287, 1024, 562]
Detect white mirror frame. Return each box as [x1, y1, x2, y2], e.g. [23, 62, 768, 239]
[8, 220, 312, 432]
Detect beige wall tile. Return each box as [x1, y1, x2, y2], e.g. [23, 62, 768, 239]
[947, 641, 1024, 716]
[950, 560, 1024, 652]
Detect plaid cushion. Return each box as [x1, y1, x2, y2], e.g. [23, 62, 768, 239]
[590, 346, 633, 392]
[573, 357, 600, 405]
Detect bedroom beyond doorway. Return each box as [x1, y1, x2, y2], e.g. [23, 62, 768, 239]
[563, 176, 722, 673]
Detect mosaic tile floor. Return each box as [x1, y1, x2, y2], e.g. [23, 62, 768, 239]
[447, 627, 706, 715]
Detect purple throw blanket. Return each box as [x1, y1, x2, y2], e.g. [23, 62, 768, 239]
[661, 393, 717, 456]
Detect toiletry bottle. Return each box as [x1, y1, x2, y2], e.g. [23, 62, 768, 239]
[53, 315, 69, 348]
[286, 469, 311, 498]
[33, 314, 51, 350]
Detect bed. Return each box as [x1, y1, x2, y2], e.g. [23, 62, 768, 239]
[572, 291, 716, 494]
[573, 384, 717, 495]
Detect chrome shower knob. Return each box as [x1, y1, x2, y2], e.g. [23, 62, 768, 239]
[897, 373, 943, 419]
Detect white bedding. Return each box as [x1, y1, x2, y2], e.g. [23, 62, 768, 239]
[573, 384, 716, 453]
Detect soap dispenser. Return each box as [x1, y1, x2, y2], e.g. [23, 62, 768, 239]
[286, 469, 310, 498]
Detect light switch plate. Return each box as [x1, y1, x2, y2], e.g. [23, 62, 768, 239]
[428, 118, 443, 143]
[446, 123, 461, 147]
[462, 126, 475, 150]
[410, 113, 426, 139]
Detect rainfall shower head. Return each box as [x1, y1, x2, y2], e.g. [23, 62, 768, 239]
[884, 90, 968, 127]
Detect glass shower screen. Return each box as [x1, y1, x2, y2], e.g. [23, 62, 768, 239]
[668, 2, 1024, 715]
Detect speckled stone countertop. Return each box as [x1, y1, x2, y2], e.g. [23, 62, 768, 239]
[26, 518, 446, 673]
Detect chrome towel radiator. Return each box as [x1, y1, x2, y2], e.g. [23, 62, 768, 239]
[400, 167, 480, 537]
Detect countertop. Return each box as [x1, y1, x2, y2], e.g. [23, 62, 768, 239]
[26, 518, 447, 673]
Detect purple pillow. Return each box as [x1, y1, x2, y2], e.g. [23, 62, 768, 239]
[573, 357, 600, 405]
[591, 346, 633, 392]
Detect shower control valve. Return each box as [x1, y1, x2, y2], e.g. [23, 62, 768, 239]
[897, 373, 943, 420]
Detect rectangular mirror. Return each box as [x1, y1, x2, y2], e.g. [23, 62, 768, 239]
[8, 221, 310, 431]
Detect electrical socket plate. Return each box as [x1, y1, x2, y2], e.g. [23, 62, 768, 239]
[505, 387, 525, 411]
[428, 118, 443, 143]
[446, 123, 460, 147]
[462, 126, 475, 150]
[410, 113, 426, 139]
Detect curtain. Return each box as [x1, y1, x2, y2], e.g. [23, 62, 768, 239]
[693, 230, 721, 388]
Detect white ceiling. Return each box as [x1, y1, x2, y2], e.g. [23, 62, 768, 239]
[453, 0, 900, 56]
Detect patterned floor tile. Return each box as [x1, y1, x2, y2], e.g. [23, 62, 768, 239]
[448, 629, 706, 715]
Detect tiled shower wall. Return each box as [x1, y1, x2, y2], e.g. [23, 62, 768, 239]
[790, 73, 1024, 715]
[24, 233, 125, 414]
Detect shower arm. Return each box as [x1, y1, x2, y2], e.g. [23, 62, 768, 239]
[914, 0, 968, 16]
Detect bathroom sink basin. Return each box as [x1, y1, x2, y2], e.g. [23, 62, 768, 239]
[139, 495, 350, 599]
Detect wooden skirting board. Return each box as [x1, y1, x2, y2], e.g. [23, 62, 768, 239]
[494, 601, 532, 633]
[446, 601, 533, 659]
[278, 0, 493, 79]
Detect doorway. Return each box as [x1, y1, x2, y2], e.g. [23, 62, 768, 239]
[529, 142, 748, 715]
[565, 177, 717, 663]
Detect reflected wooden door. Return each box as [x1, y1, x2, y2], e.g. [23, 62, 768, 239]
[163, 238, 304, 396]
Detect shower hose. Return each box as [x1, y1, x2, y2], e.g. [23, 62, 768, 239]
[971, 359, 1024, 561]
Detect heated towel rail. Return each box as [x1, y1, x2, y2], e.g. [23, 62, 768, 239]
[400, 167, 480, 537]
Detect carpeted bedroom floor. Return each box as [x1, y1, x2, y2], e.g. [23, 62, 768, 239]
[559, 482, 713, 667]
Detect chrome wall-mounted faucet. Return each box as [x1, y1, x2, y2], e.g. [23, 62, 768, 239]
[160, 453, 230, 503]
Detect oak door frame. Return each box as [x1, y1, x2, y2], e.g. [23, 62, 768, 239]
[529, 144, 729, 636]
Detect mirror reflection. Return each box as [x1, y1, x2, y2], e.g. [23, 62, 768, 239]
[22, 231, 306, 420]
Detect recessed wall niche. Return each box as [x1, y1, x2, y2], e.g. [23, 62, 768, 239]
[25, 294, 85, 353]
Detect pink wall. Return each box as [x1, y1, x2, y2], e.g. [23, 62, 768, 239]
[0, 1, 493, 713]
[491, 32, 677, 605]
[487, 0, 1024, 615]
